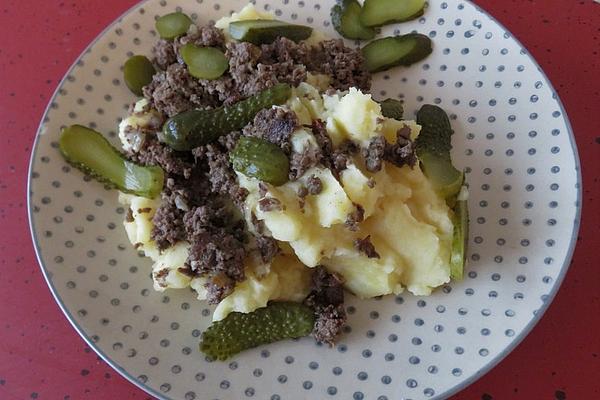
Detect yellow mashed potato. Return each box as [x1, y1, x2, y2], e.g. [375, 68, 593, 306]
[117, 4, 455, 320]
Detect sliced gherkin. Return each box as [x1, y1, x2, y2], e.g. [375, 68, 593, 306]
[229, 19, 313, 45]
[59, 125, 163, 198]
[200, 302, 315, 360]
[362, 34, 432, 73]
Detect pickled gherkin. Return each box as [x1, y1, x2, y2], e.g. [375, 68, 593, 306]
[229, 19, 313, 45]
[230, 136, 290, 186]
[59, 125, 164, 198]
[160, 83, 292, 151]
[200, 302, 315, 360]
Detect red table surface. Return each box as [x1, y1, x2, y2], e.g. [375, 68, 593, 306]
[1, 0, 599, 399]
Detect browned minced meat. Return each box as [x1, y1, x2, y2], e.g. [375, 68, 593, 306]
[363, 135, 386, 173]
[130, 135, 194, 178]
[143, 63, 222, 117]
[306, 39, 371, 92]
[144, 34, 370, 118]
[345, 203, 365, 232]
[258, 197, 283, 212]
[304, 266, 347, 345]
[385, 125, 417, 168]
[306, 175, 323, 195]
[256, 235, 280, 264]
[289, 146, 322, 181]
[354, 235, 380, 259]
[192, 143, 248, 208]
[363, 126, 417, 173]
[242, 107, 299, 153]
[328, 141, 359, 178]
[152, 25, 225, 70]
[151, 194, 187, 250]
[204, 278, 235, 305]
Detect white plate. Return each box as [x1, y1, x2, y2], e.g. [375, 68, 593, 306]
[28, 0, 581, 399]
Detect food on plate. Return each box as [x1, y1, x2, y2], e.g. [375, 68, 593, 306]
[59, 125, 164, 198]
[58, 2, 468, 359]
[331, 0, 376, 40]
[228, 19, 314, 44]
[360, 0, 426, 27]
[361, 34, 433, 73]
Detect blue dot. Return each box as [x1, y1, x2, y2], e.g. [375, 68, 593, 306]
[406, 378, 418, 388]
[452, 368, 462, 376]
[414, 318, 424, 326]
[309, 361, 319, 370]
[446, 30, 455, 38]
[285, 356, 294, 364]
[388, 334, 398, 342]
[428, 365, 438, 374]
[220, 380, 230, 389]
[303, 381, 313, 390]
[551, 146, 560, 154]
[327, 386, 337, 395]
[338, 344, 347, 353]
[385, 353, 395, 361]
[382, 376, 392, 385]
[357, 371, 368, 381]
[278, 375, 287, 383]
[362, 349, 372, 358]
[245, 387, 255, 397]
[391, 315, 401, 323]
[412, 337, 422, 345]
[353, 392, 364, 400]
[431, 344, 441, 352]
[332, 367, 342, 376]
[409, 356, 420, 364]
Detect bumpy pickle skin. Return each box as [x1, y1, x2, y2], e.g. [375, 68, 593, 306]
[199, 302, 315, 360]
[160, 83, 292, 151]
[379, 98, 404, 120]
[415, 104, 464, 200]
[230, 136, 290, 186]
[59, 125, 164, 198]
[228, 19, 313, 44]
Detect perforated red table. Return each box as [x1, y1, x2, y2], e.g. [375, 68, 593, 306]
[1, 1, 599, 399]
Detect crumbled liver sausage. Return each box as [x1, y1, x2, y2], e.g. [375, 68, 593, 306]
[258, 197, 282, 212]
[187, 230, 246, 282]
[307, 39, 371, 92]
[289, 146, 321, 181]
[311, 119, 332, 157]
[354, 235, 380, 259]
[151, 195, 187, 250]
[385, 126, 417, 168]
[256, 235, 280, 263]
[183, 203, 229, 238]
[363, 135, 387, 173]
[143, 63, 221, 117]
[304, 266, 347, 345]
[306, 175, 323, 195]
[242, 107, 299, 153]
[327, 141, 359, 178]
[192, 144, 248, 208]
[217, 131, 241, 152]
[363, 127, 417, 172]
[175, 24, 225, 52]
[345, 204, 365, 231]
[152, 39, 178, 70]
[204, 278, 235, 305]
[125, 208, 134, 223]
[177, 265, 197, 278]
[305, 266, 345, 307]
[130, 135, 194, 178]
[313, 304, 347, 345]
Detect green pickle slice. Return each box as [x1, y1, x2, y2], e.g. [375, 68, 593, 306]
[360, 0, 425, 27]
[180, 44, 229, 80]
[229, 19, 313, 45]
[156, 12, 193, 39]
[362, 34, 432, 73]
[331, 0, 376, 40]
[200, 302, 315, 360]
[59, 125, 164, 198]
[123, 55, 155, 96]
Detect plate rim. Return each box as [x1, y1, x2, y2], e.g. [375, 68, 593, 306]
[26, 0, 583, 399]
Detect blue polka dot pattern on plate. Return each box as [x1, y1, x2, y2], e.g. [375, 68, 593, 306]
[27, 0, 580, 399]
